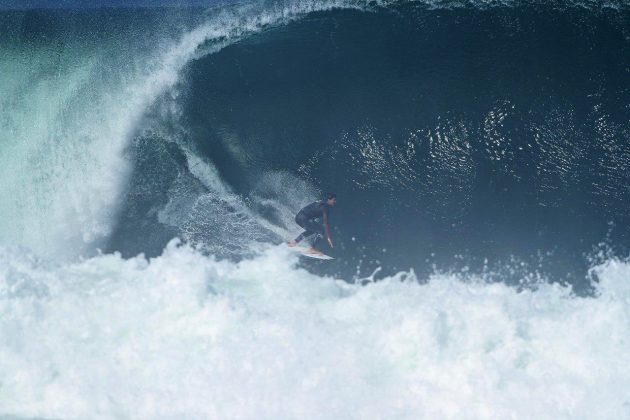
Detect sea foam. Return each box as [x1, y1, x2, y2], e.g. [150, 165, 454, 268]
[1, 241, 629, 419]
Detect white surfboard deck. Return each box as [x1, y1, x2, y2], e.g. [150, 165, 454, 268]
[289, 246, 334, 260]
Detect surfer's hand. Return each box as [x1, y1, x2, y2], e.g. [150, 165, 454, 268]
[328, 238, 334, 248]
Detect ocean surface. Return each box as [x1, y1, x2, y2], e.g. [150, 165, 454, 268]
[1, 0, 630, 418]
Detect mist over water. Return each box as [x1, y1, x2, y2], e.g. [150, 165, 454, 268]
[1, 0, 630, 417]
[0, 7, 209, 258]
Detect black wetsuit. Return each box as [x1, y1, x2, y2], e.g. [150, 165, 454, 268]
[294, 201, 330, 246]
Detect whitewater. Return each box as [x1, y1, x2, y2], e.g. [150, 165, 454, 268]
[2, 0, 630, 417]
[1, 240, 629, 418]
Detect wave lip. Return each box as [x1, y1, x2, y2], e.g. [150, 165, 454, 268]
[1, 241, 629, 418]
[0, 0, 380, 260]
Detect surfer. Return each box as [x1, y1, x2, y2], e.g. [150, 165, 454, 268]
[287, 193, 336, 255]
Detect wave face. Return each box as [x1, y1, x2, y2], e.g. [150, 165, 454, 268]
[0, 0, 362, 260]
[101, 2, 630, 286]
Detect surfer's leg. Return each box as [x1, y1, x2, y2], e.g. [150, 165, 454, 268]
[293, 236, 324, 255]
[291, 230, 317, 251]
[294, 214, 317, 244]
[300, 219, 325, 251]
[294, 230, 313, 243]
[310, 233, 323, 251]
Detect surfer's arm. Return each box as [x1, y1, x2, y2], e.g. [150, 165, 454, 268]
[323, 210, 333, 248]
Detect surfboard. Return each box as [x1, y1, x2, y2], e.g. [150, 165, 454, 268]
[289, 246, 334, 260]
[301, 251, 334, 260]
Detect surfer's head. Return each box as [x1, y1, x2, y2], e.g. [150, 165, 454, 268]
[326, 192, 337, 206]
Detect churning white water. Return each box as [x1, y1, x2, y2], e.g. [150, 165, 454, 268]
[1, 241, 629, 419]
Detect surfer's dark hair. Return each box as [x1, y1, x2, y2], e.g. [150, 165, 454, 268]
[326, 192, 337, 200]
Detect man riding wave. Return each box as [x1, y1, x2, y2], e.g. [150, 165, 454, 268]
[288, 193, 336, 255]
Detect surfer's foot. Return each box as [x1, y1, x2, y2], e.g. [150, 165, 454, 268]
[287, 240, 297, 247]
[307, 247, 323, 255]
